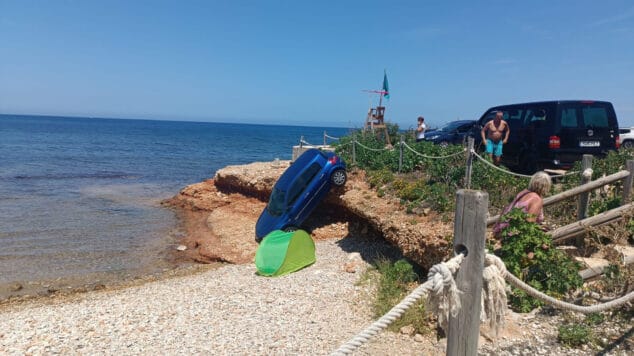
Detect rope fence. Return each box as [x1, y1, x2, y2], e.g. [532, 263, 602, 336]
[323, 136, 577, 181]
[402, 141, 466, 160]
[300, 135, 634, 354]
[332, 253, 465, 355]
[332, 248, 634, 355]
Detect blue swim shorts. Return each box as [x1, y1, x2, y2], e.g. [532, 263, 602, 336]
[485, 139, 503, 157]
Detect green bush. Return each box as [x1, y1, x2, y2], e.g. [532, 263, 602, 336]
[371, 259, 430, 334]
[497, 208, 583, 312]
[558, 323, 592, 347]
[367, 167, 395, 188]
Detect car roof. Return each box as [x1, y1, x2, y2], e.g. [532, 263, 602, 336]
[447, 120, 475, 124]
[489, 100, 612, 109]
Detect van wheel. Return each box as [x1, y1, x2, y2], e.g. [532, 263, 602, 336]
[283, 226, 298, 233]
[623, 140, 634, 149]
[331, 169, 347, 187]
[439, 141, 449, 148]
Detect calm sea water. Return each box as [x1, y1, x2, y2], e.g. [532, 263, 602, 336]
[0, 115, 349, 294]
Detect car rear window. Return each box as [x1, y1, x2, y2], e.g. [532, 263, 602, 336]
[559, 103, 612, 128]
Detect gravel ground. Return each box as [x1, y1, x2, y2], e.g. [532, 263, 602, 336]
[0, 237, 631, 355]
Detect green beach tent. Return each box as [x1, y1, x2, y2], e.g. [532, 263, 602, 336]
[255, 230, 316, 277]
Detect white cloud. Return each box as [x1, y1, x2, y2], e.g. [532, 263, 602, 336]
[590, 7, 634, 27]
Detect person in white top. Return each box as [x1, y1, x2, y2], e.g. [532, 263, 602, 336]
[416, 116, 427, 142]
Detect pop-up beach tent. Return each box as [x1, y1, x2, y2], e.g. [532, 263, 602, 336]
[255, 229, 316, 277]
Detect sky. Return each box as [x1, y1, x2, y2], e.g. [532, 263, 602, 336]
[1, 1, 634, 129]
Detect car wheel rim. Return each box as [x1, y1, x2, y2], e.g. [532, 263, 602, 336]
[332, 171, 346, 186]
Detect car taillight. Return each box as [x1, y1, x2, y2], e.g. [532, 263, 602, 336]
[616, 135, 621, 149]
[328, 156, 339, 164]
[549, 135, 561, 149]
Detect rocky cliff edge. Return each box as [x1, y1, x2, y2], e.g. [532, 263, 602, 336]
[162, 160, 454, 270]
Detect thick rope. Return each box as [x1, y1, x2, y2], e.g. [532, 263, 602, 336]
[331, 254, 464, 356]
[353, 140, 392, 152]
[300, 138, 318, 146]
[401, 141, 466, 159]
[471, 150, 578, 178]
[481, 254, 508, 337]
[486, 253, 634, 313]
[471, 151, 533, 178]
[324, 133, 340, 140]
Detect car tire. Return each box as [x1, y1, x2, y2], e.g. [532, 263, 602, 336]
[331, 169, 347, 187]
[283, 226, 298, 233]
[623, 140, 634, 149]
[439, 141, 449, 148]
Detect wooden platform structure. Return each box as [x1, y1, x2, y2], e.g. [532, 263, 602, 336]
[363, 105, 391, 146]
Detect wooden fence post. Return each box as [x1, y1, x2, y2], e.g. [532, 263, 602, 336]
[464, 137, 474, 189]
[447, 189, 488, 356]
[352, 134, 356, 165]
[323, 131, 327, 145]
[399, 135, 404, 173]
[577, 155, 593, 220]
[622, 160, 634, 203]
[576, 154, 593, 247]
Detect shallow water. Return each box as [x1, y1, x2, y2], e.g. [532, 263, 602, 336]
[0, 115, 349, 298]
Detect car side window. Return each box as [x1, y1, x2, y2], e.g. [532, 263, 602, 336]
[457, 124, 471, 133]
[287, 162, 322, 206]
[507, 109, 524, 126]
[524, 108, 547, 128]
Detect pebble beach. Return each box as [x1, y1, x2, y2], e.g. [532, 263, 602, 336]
[0, 238, 443, 355]
[2, 236, 631, 355]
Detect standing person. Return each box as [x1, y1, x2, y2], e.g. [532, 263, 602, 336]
[416, 116, 427, 142]
[480, 111, 510, 165]
[493, 171, 552, 238]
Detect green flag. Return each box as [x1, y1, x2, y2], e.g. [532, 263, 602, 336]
[382, 70, 390, 100]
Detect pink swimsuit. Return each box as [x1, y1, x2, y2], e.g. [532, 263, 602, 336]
[493, 190, 543, 236]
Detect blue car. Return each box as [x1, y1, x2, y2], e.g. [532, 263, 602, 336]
[255, 148, 347, 242]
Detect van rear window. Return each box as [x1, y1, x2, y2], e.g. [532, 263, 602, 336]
[582, 107, 609, 127]
[559, 104, 612, 128]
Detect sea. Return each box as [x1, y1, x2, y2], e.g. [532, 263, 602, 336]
[0, 114, 350, 297]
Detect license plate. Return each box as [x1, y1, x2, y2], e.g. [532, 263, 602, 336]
[579, 141, 600, 147]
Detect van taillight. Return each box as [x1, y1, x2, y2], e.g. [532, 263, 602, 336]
[616, 135, 621, 149]
[549, 136, 561, 149]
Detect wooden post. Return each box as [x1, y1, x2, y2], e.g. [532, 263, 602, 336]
[352, 134, 356, 165]
[323, 131, 327, 145]
[464, 137, 474, 189]
[622, 160, 634, 203]
[577, 155, 593, 220]
[447, 190, 488, 356]
[300, 135, 304, 148]
[576, 155, 592, 247]
[399, 135, 404, 173]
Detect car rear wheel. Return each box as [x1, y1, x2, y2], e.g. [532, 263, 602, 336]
[331, 169, 347, 187]
[283, 226, 298, 233]
[623, 140, 634, 149]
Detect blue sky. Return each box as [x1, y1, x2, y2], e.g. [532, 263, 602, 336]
[1, 1, 633, 129]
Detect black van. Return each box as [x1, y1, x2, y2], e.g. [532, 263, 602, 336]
[472, 100, 620, 173]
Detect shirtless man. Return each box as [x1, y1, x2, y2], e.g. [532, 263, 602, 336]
[481, 111, 510, 166]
